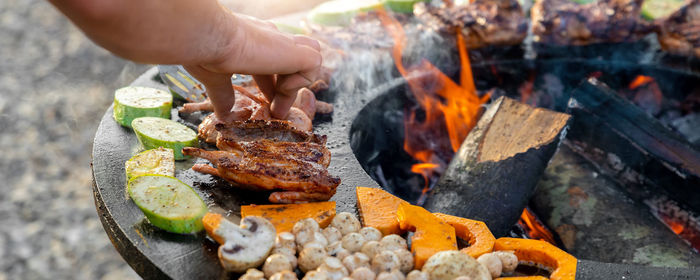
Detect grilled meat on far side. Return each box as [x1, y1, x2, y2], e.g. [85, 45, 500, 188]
[216, 137, 332, 168]
[414, 0, 529, 49]
[214, 120, 327, 145]
[531, 0, 655, 45]
[657, 0, 700, 57]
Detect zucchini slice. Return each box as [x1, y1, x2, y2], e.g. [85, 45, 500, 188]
[642, 0, 686, 20]
[113, 86, 172, 128]
[131, 117, 198, 160]
[307, 0, 383, 26]
[383, 0, 430, 13]
[125, 147, 175, 181]
[128, 175, 207, 234]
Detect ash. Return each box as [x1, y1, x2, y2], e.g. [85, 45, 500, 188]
[0, 0, 148, 279]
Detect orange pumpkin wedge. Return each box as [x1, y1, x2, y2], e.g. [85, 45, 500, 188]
[397, 202, 458, 269]
[202, 212, 225, 244]
[494, 237, 577, 280]
[240, 202, 336, 233]
[356, 187, 407, 235]
[433, 213, 496, 258]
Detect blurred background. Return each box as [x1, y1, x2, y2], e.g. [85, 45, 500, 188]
[0, 0, 323, 279]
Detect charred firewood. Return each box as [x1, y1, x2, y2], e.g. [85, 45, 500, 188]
[567, 78, 700, 213]
[657, 0, 700, 57]
[531, 0, 655, 45]
[413, 0, 528, 49]
[424, 96, 571, 236]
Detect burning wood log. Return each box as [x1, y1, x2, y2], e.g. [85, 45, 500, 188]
[424, 96, 571, 237]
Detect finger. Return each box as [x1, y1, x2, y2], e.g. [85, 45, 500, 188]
[270, 73, 315, 119]
[293, 35, 321, 52]
[252, 74, 276, 102]
[184, 65, 236, 122]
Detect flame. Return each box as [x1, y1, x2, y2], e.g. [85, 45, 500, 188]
[629, 75, 654, 90]
[377, 10, 490, 195]
[518, 208, 556, 244]
[628, 75, 663, 112]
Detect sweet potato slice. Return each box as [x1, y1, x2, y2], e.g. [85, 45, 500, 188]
[356, 187, 407, 235]
[397, 202, 457, 269]
[495, 238, 577, 280]
[433, 213, 496, 258]
[240, 201, 336, 233]
[202, 212, 225, 244]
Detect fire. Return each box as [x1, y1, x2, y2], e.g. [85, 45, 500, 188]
[518, 208, 557, 244]
[627, 75, 663, 114]
[628, 75, 654, 90]
[377, 10, 490, 196]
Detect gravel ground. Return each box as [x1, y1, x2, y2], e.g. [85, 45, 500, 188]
[0, 0, 148, 279]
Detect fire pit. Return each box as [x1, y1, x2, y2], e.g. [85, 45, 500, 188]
[92, 5, 700, 280]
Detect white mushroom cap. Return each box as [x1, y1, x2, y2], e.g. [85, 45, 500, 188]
[421, 251, 490, 280]
[406, 270, 429, 280]
[331, 212, 361, 235]
[294, 219, 321, 247]
[371, 251, 400, 273]
[299, 246, 328, 272]
[359, 227, 382, 242]
[217, 216, 276, 273]
[477, 253, 503, 278]
[350, 267, 376, 280]
[240, 268, 266, 280]
[317, 257, 349, 280]
[361, 241, 382, 260]
[323, 226, 343, 244]
[393, 249, 414, 274]
[294, 218, 321, 233]
[270, 270, 298, 280]
[342, 252, 370, 272]
[341, 233, 366, 253]
[376, 270, 406, 280]
[264, 254, 294, 278]
[379, 235, 407, 251]
[277, 232, 296, 248]
[493, 251, 518, 272]
[303, 270, 331, 280]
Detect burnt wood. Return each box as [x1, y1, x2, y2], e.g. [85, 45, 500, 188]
[568, 78, 700, 212]
[424, 96, 571, 237]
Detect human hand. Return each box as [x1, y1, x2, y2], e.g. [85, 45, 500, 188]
[185, 12, 322, 121]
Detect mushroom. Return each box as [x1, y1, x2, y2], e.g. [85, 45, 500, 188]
[342, 252, 370, 272]
[350, 267, 376, 280]
[393, 249, 414, 274]
[379, 235, 407, 251]
[276, 232, 297, 251]
[299, 245, 328, 272]
[303, 270, 331, 280]
[405, 270, 429, 280]
[359, 227, 382, 242]
[371, 251, 400, 273]
[331, 212, 361, 235]
[240, 268, 265, 280]
[454, 277, 473, 280]
[493, 251, 518, 273]
[361, 241, 382, 260]
[317, 257, 349, 280]
[421, 251, 490, 280]
[376, 270, 406, 280]
[264, 254, 294, 278]
[270, 270, 298, 280]
[323, 226, 343, 244]
[294, 218, 321, 247]
[341, 233, 366, 253]
[217, 216, 276, 273]
[477, 253, 503, 278]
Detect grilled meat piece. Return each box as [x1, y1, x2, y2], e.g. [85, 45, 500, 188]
[531, 0, 654, 45]
[216, 137, 332, 168]
[413, 0, 528, 49]
[657, 0, 700, 57]
[215, 120, 327, 145]
[182, 147, 339, 203]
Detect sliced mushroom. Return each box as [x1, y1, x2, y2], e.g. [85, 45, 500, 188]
[216, 216, 276, 273]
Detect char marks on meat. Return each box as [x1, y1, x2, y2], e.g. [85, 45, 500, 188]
[216, 138, 332, 168]
[531, 0, 654, 45]
[657, 0, 700, 57]
[413, 0, 528, 49]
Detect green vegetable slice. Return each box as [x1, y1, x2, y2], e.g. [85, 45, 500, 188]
[128, 175, 207, 234]
[382, 0, 430, 13]
[307, 0, 383, 26]
[642, 0, 686, 20]
[125, 147, 175, 181]
[131, 117, 198, 160]
[113, 86, 172, 128]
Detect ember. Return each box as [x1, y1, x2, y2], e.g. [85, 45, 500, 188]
[518, 208, 557, 245]
[377, 10, 490, 200]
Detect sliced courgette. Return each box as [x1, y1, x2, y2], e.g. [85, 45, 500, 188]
[128, 175, 207, 234]
[131, 117, 198, 160]
[125, 147, 175, 181]
[382, 0, 430, 13]
[307, 0, 384, 26]
[642, 0, 686, 20]
[113, 86, 172, 128]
